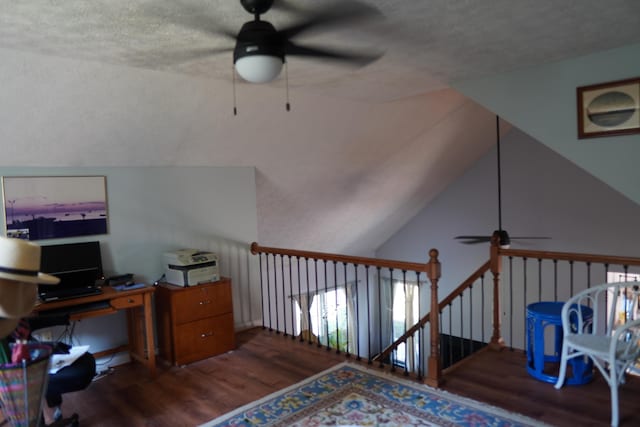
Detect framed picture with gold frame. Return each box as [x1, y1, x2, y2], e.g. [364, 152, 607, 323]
[577, 77, 640, 139]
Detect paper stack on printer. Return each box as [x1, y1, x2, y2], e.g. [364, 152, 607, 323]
[50, 345, 90, 374]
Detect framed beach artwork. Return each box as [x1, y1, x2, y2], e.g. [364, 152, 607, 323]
[577, 77, 640, 139]
[1, 176, 108, 241]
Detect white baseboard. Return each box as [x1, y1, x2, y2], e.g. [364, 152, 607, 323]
[235, 319, 263, 331]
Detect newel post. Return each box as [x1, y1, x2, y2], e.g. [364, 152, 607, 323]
[425, 248, 442, 387]
[489, 232, 506, 350]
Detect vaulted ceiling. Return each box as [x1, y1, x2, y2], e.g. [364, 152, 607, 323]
[2, 1, 640, 254]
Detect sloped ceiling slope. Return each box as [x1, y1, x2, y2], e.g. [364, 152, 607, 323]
[0, 48, 496, 254]
[2, 1, 640, 255]
[255, 92, 498, 254]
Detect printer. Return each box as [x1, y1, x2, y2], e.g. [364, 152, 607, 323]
[164, 249, 219, 287]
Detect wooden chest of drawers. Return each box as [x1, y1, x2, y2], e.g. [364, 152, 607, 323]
[155, 278, 235, 366]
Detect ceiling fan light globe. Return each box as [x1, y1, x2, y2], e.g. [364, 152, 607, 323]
[235, 55, 283, 83]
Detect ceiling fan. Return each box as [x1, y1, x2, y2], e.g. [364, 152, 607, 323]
[455, 116, 550, 247]
[158, 0, 384, 85]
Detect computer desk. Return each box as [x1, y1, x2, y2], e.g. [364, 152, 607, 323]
[32, 285, 157, 377]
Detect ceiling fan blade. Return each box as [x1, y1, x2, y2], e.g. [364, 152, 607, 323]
[509, 236, 552, 240]
[455, 233, 550, 245]
[455, 237, 492, 245]
[284, 41, 382, 66]
[454, 235, 492, 243]
[277, 0, 383, 40]
[133, 47, 235, 68]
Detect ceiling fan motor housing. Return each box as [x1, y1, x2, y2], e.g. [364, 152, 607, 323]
[494, 230, 511, 247]
[233, 21, 285, 63]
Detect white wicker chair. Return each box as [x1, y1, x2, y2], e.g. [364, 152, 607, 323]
[554, 281, 640, 426]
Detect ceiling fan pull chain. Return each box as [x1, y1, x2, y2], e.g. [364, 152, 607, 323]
[285, 60, 291, 112]
[233, 64, 238, 116]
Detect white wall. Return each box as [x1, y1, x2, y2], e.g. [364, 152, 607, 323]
[0, 166, 260, 361]
[454, 42, 640, 205]
[375, 128, 640, 348]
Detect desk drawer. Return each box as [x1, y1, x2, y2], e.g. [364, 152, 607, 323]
[111, 294, 143, 309]
[173, 313, 235, 365]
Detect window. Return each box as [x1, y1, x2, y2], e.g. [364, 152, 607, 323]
[606, 271, 640, 375]
[607, 272, 640, 283]
[391, 280, 419, 368]
[606, 271, 640, 328]
[293, 277, 421, 362]
[294, 287, 350, 352]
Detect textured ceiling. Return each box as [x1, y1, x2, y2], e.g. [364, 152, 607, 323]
[3, 0, 640, 101]
[2, 1, 640, 255]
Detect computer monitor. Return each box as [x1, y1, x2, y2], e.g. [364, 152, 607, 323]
[39, 241, 104, 294]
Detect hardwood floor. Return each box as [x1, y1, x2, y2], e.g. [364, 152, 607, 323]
[443, 347, 640, 426]
[48, 328, 639, 426]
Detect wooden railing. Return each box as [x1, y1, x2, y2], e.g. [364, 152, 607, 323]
[250, 242, 443, 386]
[494, 243, 640, 350]
[403, 233, 640, 374]
[375, 260, 492, 371]
[250, 235, 640, 387]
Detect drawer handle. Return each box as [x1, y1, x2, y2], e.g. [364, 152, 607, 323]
[199, 300, 211, 305]
[128, 298, 135, 304]
[201, 331, 214, 338]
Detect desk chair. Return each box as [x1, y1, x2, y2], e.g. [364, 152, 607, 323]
[25, 315, 96, 427]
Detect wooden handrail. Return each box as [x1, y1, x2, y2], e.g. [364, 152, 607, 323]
[439, 260, 491, 308]
[250, 242, 433, 273]
[373, 240, 640, 382]
[376, 241, 640, 375]
[499, 247, 640, 266]
[491, 239, 640, 350]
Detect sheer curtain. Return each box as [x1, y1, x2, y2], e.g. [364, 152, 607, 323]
[346, 282, 358, 354]
[382, 277, 421, 368]
[292, 293, 315, 337]
[379, 277, 394, 355]
[403, 281, 418, 370]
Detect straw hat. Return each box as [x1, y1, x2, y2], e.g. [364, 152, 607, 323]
[0, 237, 59, 320]
[0, 238, 59, 285]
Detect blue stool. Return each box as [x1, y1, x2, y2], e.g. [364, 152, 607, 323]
[526, 301, 593, 385]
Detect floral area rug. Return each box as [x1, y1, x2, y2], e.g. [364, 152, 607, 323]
[200, 362, 547, 427]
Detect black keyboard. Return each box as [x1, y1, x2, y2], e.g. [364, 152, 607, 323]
[38, 300, 111, 317]
[39, 286, 103, 302]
